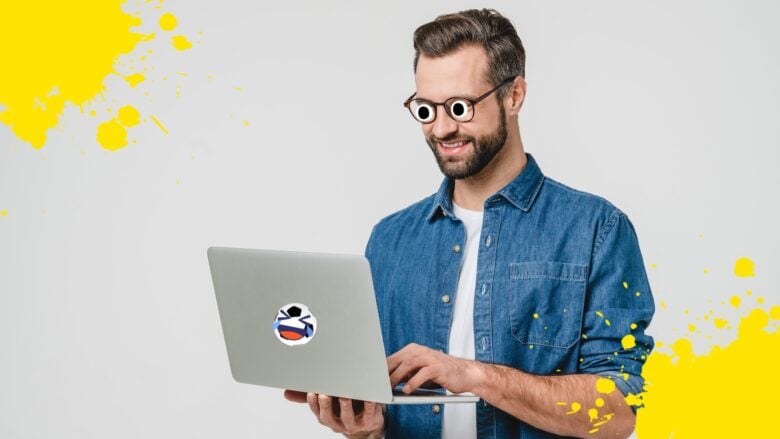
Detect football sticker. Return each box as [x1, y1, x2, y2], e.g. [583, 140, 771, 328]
[272, 303, 317, 346]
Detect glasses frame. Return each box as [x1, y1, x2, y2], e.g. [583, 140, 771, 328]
[403, 77, 516, 124]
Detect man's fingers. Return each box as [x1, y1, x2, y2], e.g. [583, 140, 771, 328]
[284, 389, 308, 403]
[318, 394, 344, 433]
[339, 397, 357, 430]
[306, 392, 321, 418]
[404, 366, 436, 394]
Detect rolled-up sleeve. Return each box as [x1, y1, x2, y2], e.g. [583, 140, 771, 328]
[579, 208, 655, 411]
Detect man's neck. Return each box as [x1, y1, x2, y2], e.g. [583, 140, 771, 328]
[451, 135, 527, 212]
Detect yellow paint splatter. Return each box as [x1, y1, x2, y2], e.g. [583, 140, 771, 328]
[117, 105, 140, 127]
[630, 323, 638, 330]
[770, 306, 780, 320]
[730, 295, 741, 308]
[566, 402, 581, 414]
[159, 12, 178, 31]
[595, 377, 616, 394]
[124, 73, 146, 88]
[149, 115, 168, 134]
[594, 397, 605, 408]
[97, 104, 141, 150]
[0, 1, 145, 148]
[172, 35, 192, 51]
[0, 210, 8, 217]
[97, 119, 128, 151]
[688, 324, 696, 333]
[622, 282, 628, 289]
[734, 257, 755, 277]
[621, 334, 636, 349]
[587, 408, 599, 422]
[533, 313, 539, 319]
[713, 318, 728, 329]
[636, 308, 780, 437]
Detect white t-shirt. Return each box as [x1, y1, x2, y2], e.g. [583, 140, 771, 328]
[442, 201, 482, 439]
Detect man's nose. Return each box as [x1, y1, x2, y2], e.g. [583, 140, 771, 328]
[430, 106, 458, 140]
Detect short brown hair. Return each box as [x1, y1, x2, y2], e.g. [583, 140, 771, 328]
[412, 8, 525, 100]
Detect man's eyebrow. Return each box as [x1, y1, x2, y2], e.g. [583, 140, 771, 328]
[414, 92, 479, 102]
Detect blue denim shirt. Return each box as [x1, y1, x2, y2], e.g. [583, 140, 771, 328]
[364, 152, 655, 439]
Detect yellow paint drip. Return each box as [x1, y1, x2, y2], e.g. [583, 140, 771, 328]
[636, 308, 780, 437]
[0, 1, 144, 148]
[172, 35, 192, 51]
[734, 257, 755, 277]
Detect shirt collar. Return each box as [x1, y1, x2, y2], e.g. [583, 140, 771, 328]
[426, 152, 545, 222]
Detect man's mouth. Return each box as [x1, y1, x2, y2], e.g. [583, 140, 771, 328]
[437, 140, 470, 155]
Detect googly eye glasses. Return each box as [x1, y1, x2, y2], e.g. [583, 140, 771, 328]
[403, 77, 515, 124]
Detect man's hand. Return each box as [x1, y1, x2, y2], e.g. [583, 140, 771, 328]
[387, 343, 481, 394]
[283, 390, 385, 439]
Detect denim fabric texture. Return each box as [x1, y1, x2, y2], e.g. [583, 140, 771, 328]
[364, 152, 655, 439]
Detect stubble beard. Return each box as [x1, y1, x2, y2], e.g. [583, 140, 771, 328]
[426, 105, 508, 180]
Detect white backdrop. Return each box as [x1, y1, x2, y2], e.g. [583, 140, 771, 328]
[1, 1, 778, 437]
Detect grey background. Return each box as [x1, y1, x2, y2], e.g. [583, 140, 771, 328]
[1, 0, 778, 437]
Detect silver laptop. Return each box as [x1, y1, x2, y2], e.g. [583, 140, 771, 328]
[207, 246, 479, 404]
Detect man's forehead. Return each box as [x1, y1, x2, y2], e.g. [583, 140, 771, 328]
[414, 44, 491, 99]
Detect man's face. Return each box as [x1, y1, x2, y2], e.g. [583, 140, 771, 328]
[414, 44, 508, 180]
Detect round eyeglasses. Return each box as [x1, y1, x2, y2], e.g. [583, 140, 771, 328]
[403, 77, 515, 124]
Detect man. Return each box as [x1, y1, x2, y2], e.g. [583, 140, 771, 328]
[285, 8, 654, 439]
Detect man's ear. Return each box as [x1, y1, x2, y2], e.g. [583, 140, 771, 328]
[504, 76, 527, 117]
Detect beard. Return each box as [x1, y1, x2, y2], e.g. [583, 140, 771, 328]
[426, 104, 508, 180]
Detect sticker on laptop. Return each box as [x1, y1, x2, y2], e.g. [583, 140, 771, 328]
[272, 303, 317, 346]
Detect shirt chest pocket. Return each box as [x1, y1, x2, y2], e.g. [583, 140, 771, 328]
[508, 261, 588, 349]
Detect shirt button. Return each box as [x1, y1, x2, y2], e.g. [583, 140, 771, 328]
[441, 294, 450, 303]
[452, 244, 461, 253]
[432, 404, 441, 414]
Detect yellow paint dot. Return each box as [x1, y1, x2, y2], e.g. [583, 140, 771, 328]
[621, 334, 636, 349]
[595, 311, 604, 318]
[124, 73, 146, 88]
[635, 291, 641, 297]
[688, 324, 696, 333]
[159, 12, 178, 31]
[243, 120, 250, 127]
[622, 282, 628, 289]
[596, 377, 616, 394]
[605, 319, 611, 327]
[734, 257, 755, 277]
[96, 119, 127, 151]
[713, 318, 728, 329]
[588, 408, 599, 421]
[703, 268, 709, 274]
[567, 402, 581, 414]
[746, 290, 753, 296]
[533, 313, 539, 319]
[757, 296, 764, 304]
[630, 323, 638, 330]
[528, 345, 534, 349]
[595, 397, 605, 407]
[117, 105, 140, 127]
[730, 296, 741, 308]
[770, 306, 780, 320]
[651, 263, 657, 269]
[172, 35, 192, 51]
[0, 210, 7, 217]
[660, 301, 667, 310]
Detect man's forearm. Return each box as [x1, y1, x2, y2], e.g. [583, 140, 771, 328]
[470, 362, 635, 439]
